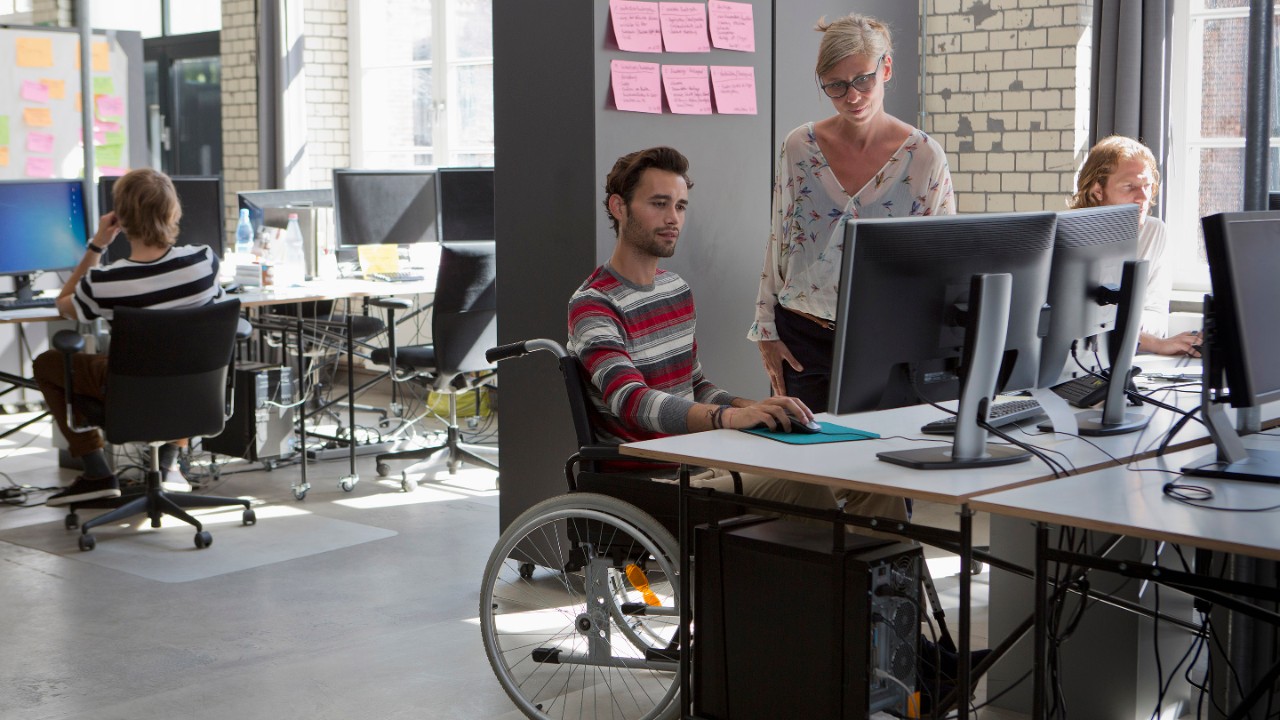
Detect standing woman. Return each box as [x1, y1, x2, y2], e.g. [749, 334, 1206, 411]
[747, 14, 954, 411]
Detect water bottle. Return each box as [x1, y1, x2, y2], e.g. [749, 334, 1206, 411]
[235, 208, 254, 257]
[276, 213, 307, 287]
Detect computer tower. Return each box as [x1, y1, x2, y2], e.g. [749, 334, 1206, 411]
[694, 516, 921, 719]
[204, 363, 295, 461]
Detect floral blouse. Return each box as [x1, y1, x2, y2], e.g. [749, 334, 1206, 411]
[747, 122, 954, 342]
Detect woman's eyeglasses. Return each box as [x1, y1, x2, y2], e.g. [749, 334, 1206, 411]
[819, 55, 885, 99]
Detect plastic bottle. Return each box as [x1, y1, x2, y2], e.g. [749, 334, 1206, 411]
[235, 208, 254, 258]
[276, 213, 307, 287]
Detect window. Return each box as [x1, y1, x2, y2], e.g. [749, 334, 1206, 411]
[1167, 0, 1280, 291]
[87, 0, 220, 38]
[351, 0, 494, 168]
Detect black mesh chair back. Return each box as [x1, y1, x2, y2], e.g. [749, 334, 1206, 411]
[432, 240, 497, 379]
[103, 300, 241, 445]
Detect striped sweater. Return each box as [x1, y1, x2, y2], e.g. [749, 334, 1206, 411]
[73, 244, 225, 322]
[567, 265, 735, 444]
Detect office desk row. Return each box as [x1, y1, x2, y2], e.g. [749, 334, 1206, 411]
[0, 278, 435, 497]
[621, 385, 1280, 720]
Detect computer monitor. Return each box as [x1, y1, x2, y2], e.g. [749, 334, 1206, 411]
[1183, 211, 1280, 483]
[237, 188, 334, 278]
[1036, 205, 1151, 436]
[0, 179, 90, 303]
[333, 169, 438, 247]
[1267, 192, 1280, 211]
[99, 175, 225, 262]
[437, 167, 495, 242]
[829, 211, 1056, 469]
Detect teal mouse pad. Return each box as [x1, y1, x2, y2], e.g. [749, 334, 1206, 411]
[741, 421, 879, 445]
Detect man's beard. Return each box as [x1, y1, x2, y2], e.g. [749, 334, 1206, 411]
[622, 214, 676, 258]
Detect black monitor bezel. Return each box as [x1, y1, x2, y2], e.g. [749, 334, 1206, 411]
[436, 166, 495, 242]
[332, 168, 439, 247]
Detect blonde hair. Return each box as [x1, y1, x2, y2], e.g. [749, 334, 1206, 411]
[1070, 135, 1160, 210]
[113, 168, 181, 249]
[814, 13, 893, 78]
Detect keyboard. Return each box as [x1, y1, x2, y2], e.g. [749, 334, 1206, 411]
[1052, 375, 1108, 408]
[920, 398, 1045, 435]
[0, 296, 57, 310]
[367, 272, 425, 283]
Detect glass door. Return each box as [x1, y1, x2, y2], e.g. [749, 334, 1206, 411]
[143, 31, 221, 176]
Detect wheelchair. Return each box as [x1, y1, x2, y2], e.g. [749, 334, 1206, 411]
[480, 338, 749, 720]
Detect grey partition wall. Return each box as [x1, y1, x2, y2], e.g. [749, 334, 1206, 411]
[494, 2, 921, 529]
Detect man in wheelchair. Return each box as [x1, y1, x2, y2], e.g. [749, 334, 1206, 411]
[568, 146, 906, 521]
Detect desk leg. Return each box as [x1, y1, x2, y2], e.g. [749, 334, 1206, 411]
[679, 463, 691, 719]
[346, 311, 358, 480]
[295, 314, 310, 498]
[958, 505, 973, 720]
[1032, 522, 1048, 720]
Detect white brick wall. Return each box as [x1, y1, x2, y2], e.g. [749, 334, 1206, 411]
[925, 0, 1092, 213]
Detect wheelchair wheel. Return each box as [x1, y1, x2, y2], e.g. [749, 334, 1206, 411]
[480, 493, 681, 720]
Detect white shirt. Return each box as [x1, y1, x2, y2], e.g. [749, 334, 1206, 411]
[1137, 217, 1171, 338]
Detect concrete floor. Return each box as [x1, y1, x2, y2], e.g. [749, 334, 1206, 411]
[0, 404, 1026, 720]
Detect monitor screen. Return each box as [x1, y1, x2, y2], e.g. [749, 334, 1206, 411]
[237, 188, 334, 232]
[829, 212, 1056, 416]
[333, 169, 438, 246]
[437, 167, 495, 242]
[1038, 205, 1141, 386]
[1202, 211, 1280, 407]
[99, 175, 225, 262]
[0, 179, 89, 279]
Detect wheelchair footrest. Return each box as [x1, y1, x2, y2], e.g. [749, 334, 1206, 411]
[532, 648, 561, 664]
[644, 647, 680, 663]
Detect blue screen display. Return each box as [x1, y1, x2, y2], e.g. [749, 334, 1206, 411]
[0, 180, 89, 276]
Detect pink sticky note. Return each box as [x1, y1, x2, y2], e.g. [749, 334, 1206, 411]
[710, 65, 757, 114]
[659, 2, 710, 53]
[611, 60, 663, 113]
[708, 0, 755, 52]
[95, 94, 124, 118]
[20, 79, 50, 102]
[26, 131, 54, 154]
[95, 120, 121, 132]
[661, 65, 712, 114]
[610, 0, 662, 53]
[25, 156, 54, 178]
[97, 166, 129, 178]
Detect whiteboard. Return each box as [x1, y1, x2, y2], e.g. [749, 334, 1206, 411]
[0, 26, 131, 181]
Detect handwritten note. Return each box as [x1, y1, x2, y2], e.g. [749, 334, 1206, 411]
[711, 65, 757, 114]
[93, 76, 115, 95]
[610, 0, 662, 53]
[25, 156, 54, 178]
[95, 120, 121, 133]
[0, 116, 9, 146]
[611, 60, 662, 113]
[21, 80, 50, 103]
[16, 37, 54, 67]
[661, 65, 712, 114]
[0, 147, 8, 168]
[708, 0, 754, 52]
[98, 166, 128, 178]
[23, 107, 53, 128]
[93, 40, 110, 72]
[41, 78, 66, 100]
[96, 95, 125, 119]
[659, 2, 710, 53]
[26, 132, 54, 154]
[96, 144, 124, 168]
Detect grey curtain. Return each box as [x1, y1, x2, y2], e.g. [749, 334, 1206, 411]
[1091, 0, 1175, 186]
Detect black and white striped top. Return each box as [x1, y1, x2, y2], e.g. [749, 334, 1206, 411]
[73, 244, 226, 322]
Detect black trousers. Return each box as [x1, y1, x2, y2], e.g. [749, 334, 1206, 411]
[773, 303, 835, 413]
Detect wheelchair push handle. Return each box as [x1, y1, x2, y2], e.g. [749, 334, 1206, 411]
[486, 338, 569, 363]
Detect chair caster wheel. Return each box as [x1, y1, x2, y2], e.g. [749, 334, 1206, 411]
[519, 562, 535, 580]
[195, 530, 212, 549]
[243, 508, 256, 525]
[65, 513, 79, 530]
[339, 477, 356, 492]
[376, 462, 391, 477]
[292, 483, 309, 501]
[78, 534, 96, 551]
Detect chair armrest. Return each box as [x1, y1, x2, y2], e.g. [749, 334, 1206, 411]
[235, 318, 253, 341]
[578, 444, 629, 461]
[53, 329, 85, 354]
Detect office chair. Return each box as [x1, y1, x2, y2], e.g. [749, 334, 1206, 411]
[370, 241, 498, 487]
[53, 300, 257, 551]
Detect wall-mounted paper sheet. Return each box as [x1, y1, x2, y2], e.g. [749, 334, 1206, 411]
[611, 60, 662, 113]
[659, 2, 710, 53]
[708, 0, 754, 52]
[661, 65, 712, 114]
[25, 156, 53, 178]
[16, 37, 53, 67]
[710, 65, 757, 114]
[20, 80, 50, 103]
[26, 132, 54, 154]
[610, 0, 662, 53]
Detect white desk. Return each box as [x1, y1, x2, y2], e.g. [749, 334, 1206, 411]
[971, 436, 1280, 719]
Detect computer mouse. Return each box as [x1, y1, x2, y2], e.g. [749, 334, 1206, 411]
[786, 415, 822, 434]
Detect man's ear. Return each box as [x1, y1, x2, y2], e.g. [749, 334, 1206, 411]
[1089, 181, 1104, 203]
[607, 194, 627, 224]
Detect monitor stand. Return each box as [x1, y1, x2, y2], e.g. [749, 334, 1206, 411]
[1182, 316, 1280, 483]
[879, 273, 1031, 470]
[1052, 259, 1153, 436]
[1, 273, 38, 305]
